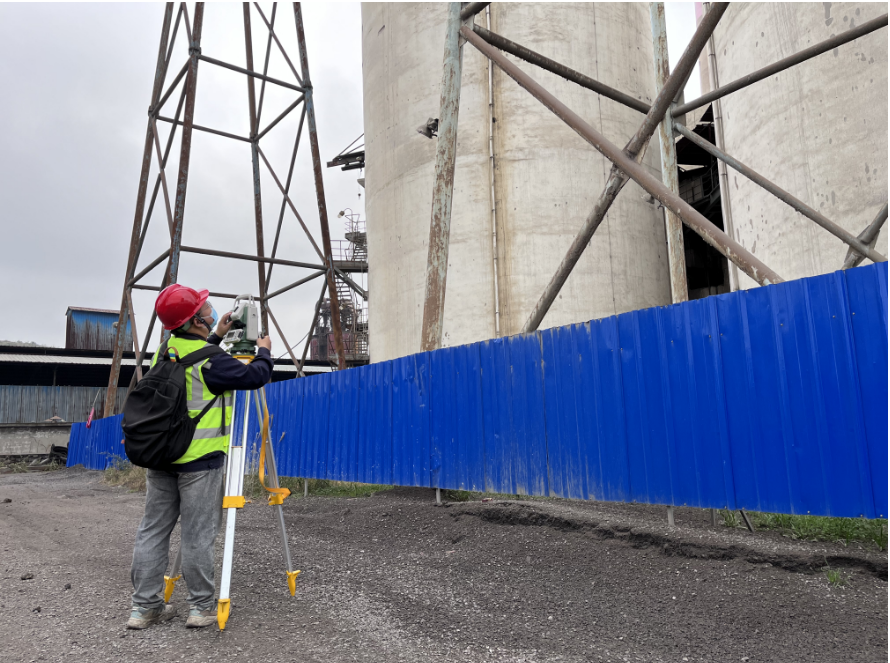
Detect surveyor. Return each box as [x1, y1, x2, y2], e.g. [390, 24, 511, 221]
[127, 283, 274, 629]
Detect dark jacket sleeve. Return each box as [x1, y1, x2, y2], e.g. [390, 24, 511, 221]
[201, 347, 274, 394]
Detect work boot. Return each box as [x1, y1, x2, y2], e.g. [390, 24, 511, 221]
[126, 604, 177, 629]
[186, 605, 217, 628]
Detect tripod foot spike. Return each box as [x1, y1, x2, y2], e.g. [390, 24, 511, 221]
[286, 570, 301, 596]
[163, 574, 181, 603]
[217, 599, 231, 630]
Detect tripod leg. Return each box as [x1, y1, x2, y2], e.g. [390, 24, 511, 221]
[163, 534, 182, 603]
[254, 389, 300, 595]
[217, 390, 250, 630]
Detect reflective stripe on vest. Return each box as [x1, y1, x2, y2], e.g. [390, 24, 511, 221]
[151, 336, 233, 464]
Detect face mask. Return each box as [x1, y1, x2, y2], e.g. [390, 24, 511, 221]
[196, 305, 217, 331]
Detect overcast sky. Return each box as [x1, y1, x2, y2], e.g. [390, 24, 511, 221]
[0, 2, 698, 354]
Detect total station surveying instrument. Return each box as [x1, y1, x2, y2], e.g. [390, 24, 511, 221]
[163, 295, 299, 630]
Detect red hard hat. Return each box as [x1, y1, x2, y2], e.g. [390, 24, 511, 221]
[155, 284, 209, 330]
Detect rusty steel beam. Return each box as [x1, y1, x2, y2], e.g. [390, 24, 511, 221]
[127, 306, 159, 394]
[106, 3, 175, 418]
[463, 22, 784, 297]
[262, 270, 325, 301]
[155, 115, 251, 143]
[673, 13, 889, 117]
[243, 3, 270, 336]
[295, 1, 346, 371]
[253, 2, 303, 85]
[131, 283, 250, 300]
[179, 245, 324, 270]
[165, 2, 205, 288]
[266, 105, 307, 288]
[128, 249, 171, 287]
[520, 3, 728, 332]
[254, 2, 276, 127]
[674, 123, 887, 265]
[420, 2, 464, 352]
[471, 24, 651, 115]
[126, 291, 143, 382]
[460, 2, 490, 21]
[256, 95, 304, 141]
[256, 144, 325, 261]
[265, 303, 302, 372]
[153, 61, 188, 115]
[198, 54, 305, 93]
[149, 118, 176, 237]
[333, 265, 368, 300]
[650, 2, 688, 304]
[844, 203, 889, 269]
[298, 279, 328, 377]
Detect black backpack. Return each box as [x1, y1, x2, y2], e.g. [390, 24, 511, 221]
[122, 341, 227, 469]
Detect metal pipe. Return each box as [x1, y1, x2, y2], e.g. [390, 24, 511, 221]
[463, 25, 784, 291]
[166, 2, 205, 287]
[243, 4, 270, 336]
[253, 2, 303, 85]
[155, 115, 251, 143]
[254, 2, 276, 127]
[265, 303, 302, 371]
[295, 2, 346, 371]
[131, 283, 249, 300]
[844, 203, 888, 269]
[520, 3, 729, 332]
[262, 270, 325, 301]
[256, 95, 304, 142]
[460, 2, 490, 21]
[126, 291, 143, 382]
[106, 3, 175, 417]
[650, 3, 688, 304]
[420, 2, 464, 352]
[153, 61, 189, 116]
[674, 123, 887, 265]
[266, 106, 307, 288]
[471, 24, 651, 115]
[179, 245, 324, 270]
[149, 118, 176, 237]
[128, 249, 171, 287]
[333, 266, 368, 300]
[484, 5, 501, 338]
[198, 54, 305, 93]
[673, 13, 889, 117]
[297, 279, 328, 378]
[256, 144, 324, 261]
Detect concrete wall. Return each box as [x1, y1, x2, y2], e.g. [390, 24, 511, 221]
[0, 423, 71, 456]
[713, 2, 888, 287]
[362, 3, 671, 362]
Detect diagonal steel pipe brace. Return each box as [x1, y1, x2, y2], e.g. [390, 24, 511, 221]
[674, 123, 887, 265]
[518, 2, 732, 332]
[844, 203, 889, 269]
[673, 13, 889, 117]
[471, 24, 651, 115]
[462, 23, 783, 316]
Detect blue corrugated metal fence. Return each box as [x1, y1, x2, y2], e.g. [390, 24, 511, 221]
[68, 264, 888, 518]
[67, 414, 125, 470]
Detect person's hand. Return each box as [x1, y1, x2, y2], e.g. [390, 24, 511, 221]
[216, 311, 234, 337]
[257, 333, 272, 352]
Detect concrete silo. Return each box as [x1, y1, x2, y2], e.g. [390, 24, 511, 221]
[362, 3, 671, 362]
[710, 2, 888, 288]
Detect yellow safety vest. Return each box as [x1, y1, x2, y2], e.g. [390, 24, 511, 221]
[151, 336, 233, 464]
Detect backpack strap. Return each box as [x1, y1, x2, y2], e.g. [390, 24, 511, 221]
[178, 344, 227, 367]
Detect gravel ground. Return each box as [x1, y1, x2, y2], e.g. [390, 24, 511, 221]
[0, 467, 886, 663]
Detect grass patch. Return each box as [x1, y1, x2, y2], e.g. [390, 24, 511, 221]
[0, 460, 30, 474]
[242, 473, 391, 500]
[103, 459, 147, 492]
[823, 567, 846, 586]
[719, 509, 887, 551]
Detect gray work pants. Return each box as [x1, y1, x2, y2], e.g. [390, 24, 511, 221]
[131, 466, 225, 610]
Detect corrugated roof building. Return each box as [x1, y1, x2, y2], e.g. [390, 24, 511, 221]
[65, 307, 132, 352]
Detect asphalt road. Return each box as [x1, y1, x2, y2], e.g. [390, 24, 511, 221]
[0, 467, 886, 663]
